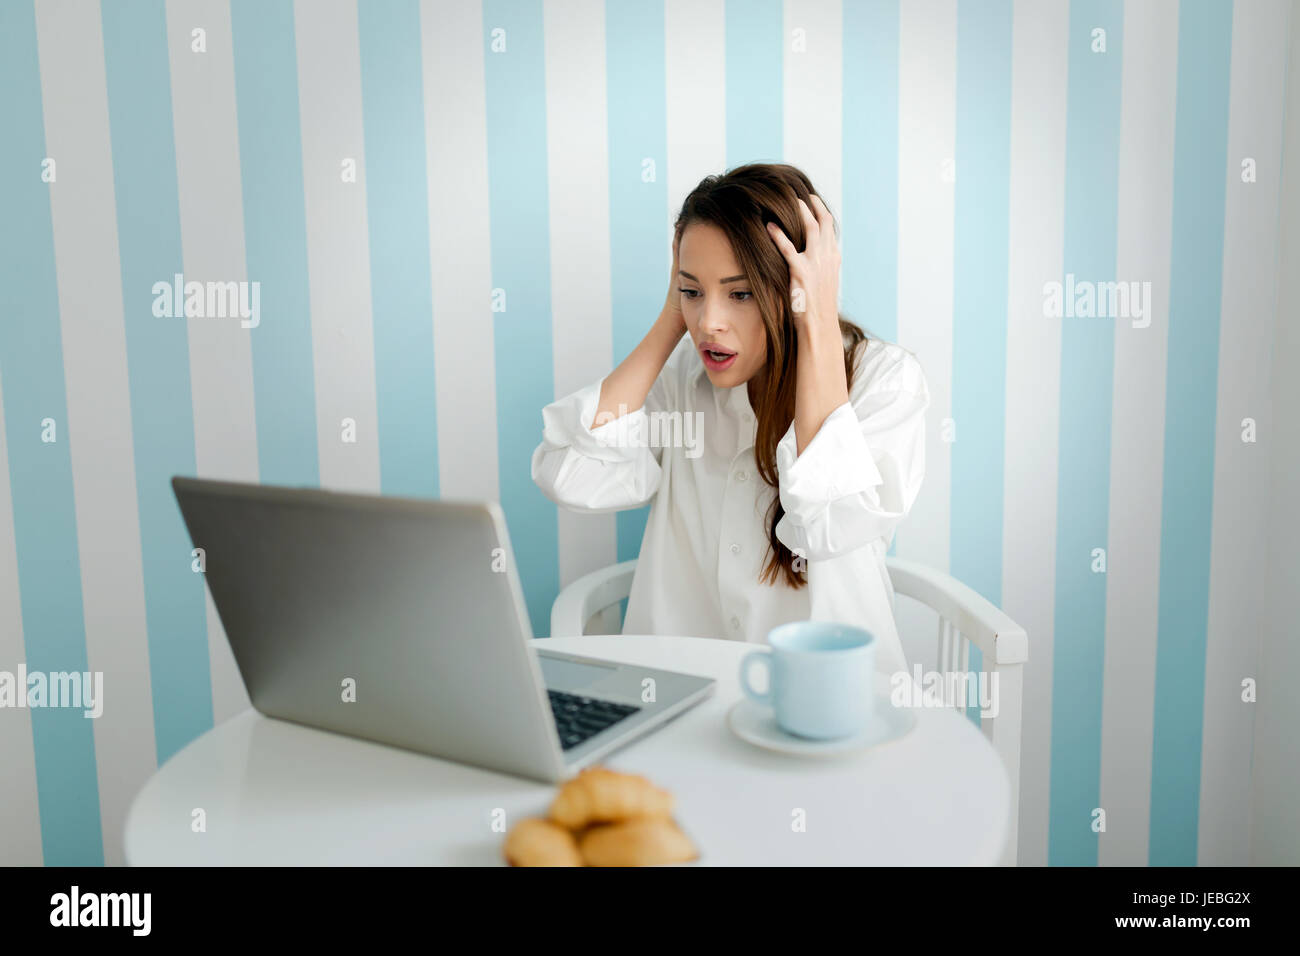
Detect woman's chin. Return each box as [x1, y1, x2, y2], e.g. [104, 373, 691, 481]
[704, 368, 743, 388]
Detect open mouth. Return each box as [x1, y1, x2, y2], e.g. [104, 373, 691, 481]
[699, 343, 738, 371]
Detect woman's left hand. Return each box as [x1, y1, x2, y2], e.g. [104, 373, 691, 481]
[765, 194, 841, 338]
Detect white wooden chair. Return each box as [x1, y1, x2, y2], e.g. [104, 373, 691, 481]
[549, 556, 1028, 867]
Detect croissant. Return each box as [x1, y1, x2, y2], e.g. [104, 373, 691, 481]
[548, 766, 674, 830]
[579, 816, 699, 867]
[502, 817, 584, 867]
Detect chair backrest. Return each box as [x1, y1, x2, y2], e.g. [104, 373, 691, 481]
[879, 557, 1026, 867]
[550, 559, 638, 638]
[548, 555, 1027, 866]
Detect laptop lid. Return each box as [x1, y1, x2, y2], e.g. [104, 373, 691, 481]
[171, 476, 567, 782]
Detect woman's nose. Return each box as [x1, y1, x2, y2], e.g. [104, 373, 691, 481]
[701, 303, 729, 334]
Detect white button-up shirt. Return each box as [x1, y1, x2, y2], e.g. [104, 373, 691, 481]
[531, 335, 930, 675]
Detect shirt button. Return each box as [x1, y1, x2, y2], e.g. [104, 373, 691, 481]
[730, 616, 741, 630]
[730, 543, 741, 555]
[736, 470, 748, 482]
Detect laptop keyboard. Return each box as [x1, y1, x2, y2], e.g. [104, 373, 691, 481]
[547, 689, 641, 751]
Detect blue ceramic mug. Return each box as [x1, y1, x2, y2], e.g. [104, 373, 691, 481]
[739, 621, 876, 739]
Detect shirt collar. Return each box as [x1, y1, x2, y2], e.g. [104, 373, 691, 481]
[688, 353, 756, 434]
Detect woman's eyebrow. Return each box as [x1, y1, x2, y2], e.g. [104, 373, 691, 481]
[679, 270, 746, 284]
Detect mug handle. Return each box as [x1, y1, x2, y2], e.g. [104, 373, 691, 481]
[739, 650, 773, 705]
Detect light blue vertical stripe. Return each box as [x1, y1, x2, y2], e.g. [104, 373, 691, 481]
[482, 0, 558, 636]
[842, 0, 899, 348]
[950, 0, 1012, 725]
[230, 0, 319, 486]
[100, 0, 213, 765]
[0, 0, 104, 866]
[725, 0, 783, 165]
[1049, 0, 1123, 866]
[606, 1, 667, 565]
[1149, 0, 1233, 866]
[358, 0, 439, 498]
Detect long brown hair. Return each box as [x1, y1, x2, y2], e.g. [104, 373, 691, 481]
[672, 163, 871, 589]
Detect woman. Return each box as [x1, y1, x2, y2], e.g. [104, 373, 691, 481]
[530, 163, 929, 675]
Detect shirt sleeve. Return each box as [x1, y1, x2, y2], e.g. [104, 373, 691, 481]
[529, 352, 676, 514]
[774, 347, 929, 561]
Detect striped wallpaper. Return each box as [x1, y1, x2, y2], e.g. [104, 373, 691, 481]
[0, 0, 1291, 866]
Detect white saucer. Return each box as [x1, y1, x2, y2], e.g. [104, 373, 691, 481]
[726, 675, 917, 757]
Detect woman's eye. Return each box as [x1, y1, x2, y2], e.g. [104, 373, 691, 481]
[678, 287, 749, 301]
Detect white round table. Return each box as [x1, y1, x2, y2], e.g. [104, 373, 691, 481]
[124, 634, 1010, 865]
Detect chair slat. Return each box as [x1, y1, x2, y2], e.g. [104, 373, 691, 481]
[959, 633, 971, 711]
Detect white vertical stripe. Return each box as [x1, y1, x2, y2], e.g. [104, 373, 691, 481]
[421, 0, 500, 500]
[1001, 0, 1067, 868]
[783, 0, 843, 227]
[665, 0, 726, 223]
[294, 0, 381, 494]
[896, 0, 955, 570]
[542, 0, 617, 587]
[299, 0, 384, 494]
[165, 0, 255, 723]
[34, 0, 156, 867]
[0, 369, 43, 866]
[1252, 0, 1300, 866]
[1200, 0, 1291, 866]
[1098, 0, 1178, 867]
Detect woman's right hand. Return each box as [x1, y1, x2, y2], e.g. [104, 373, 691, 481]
[660, 228, 687, 338]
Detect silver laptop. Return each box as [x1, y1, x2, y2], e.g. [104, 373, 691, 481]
[171, 476, 715, 783]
